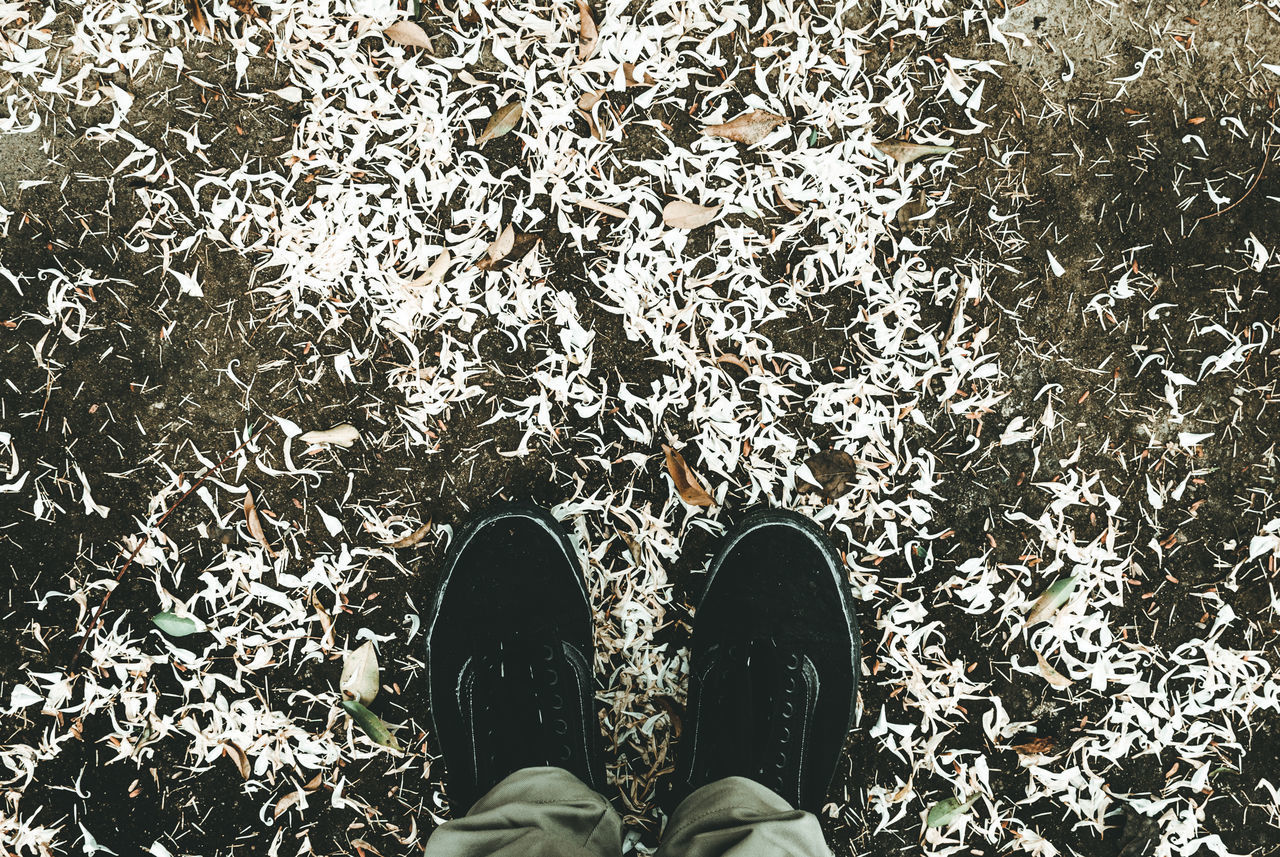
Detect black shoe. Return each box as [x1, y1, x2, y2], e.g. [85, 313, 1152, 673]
[677, 509, 860, 813]
[424, 504, 605, 812]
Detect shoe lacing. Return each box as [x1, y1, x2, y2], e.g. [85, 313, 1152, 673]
[689, 638, 814, 801]
[467, 633, 578, 783]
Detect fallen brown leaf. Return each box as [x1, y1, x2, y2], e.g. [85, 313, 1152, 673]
[388, 520, 432, 548]
[576, 0, 597, 63]
[577, 89, 606, 140]
[183, 0, 212, 36]
[621, 63, 655, 87]
[801, 449, 857, 500]
[1010, 736, 1058, 756]
[571, 197, 627, 218]
[475, 228, 540, 271]
[873, 140, 955, 166]
[663, 444, 714, 507]
[1036, 651, 1073, 689]
[383, 20, 433, 51]
[476, 100, 523, 146]
[715, 354, 752, 373]
[229, 0, 266, 20]
[702, 109, 788, 145]
[274, 790, 302, 819]
[244, 489, 277, 557]
[653, 695, 683, 739]
[223, 741, 250, 780]
[487, 224, 515, 263]
[662, 200, 719, 229]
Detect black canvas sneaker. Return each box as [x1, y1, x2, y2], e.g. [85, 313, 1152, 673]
[677, 509, 861, 813]
[424, 504, 605, 812]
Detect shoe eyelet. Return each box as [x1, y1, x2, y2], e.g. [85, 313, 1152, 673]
[781, 727, 791, 741]
[782, 702, 794, 717]
[550, 693, 563, 710]
[553, 719, 568, 735]
[775, 752, 787, 769]
[542, 644, 556, 662]
[559, 744, 572, 762]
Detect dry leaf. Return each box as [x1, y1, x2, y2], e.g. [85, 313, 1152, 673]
[223, 741, 250, 780]
[383, 20, 433, 51]
[662, 200, 719, 229]
[715, 354, 752, 373]
[774, 183, 803, 214]
[874, 140, 956, 165]
[571, 197, 627, 218]
[476, 101, 523, 146]
[1036, 652, 1073, 689]
[298, 424, 360, 448]
[662, 444, 714, 507]
[486, 224, 515, 263]
[182, 0, 211, 34]
[621, 63, 655, 87]
[577, 90, 606, 140]
[653, 695, 683, 739]
[244, 489, 277, 557]
[476, 230, 540, 271]
[702, 109, 788, 145]
[183, 0, 212, 36]
[576, 0, 597, 63]
[274, 790, 303, 819]
[800, 449, 857, 500]
[302, 772, 324, 791]
[1010, 736, 1058, 756]
[341, 640, 380, 705]
[388, 520, 432, 548]
[229, 0, 266, 21]
[310, 589, 334, 650]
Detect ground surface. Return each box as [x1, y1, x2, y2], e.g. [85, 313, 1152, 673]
[2, 0, 1280, 855]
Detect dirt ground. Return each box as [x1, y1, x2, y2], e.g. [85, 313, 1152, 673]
[2, 0, 1280, 855]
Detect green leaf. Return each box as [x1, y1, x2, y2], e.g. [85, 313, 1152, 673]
[874, 140, 955, 166]
[1027, 575, 1078, 626]
[342, 700, 402, 752]
[926, 793, 979, 827]
[152, 612, 198, 637]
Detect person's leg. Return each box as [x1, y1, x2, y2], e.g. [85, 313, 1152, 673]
[663, 509, 859, 857]
[655, 776, 831, 857]
[423, 504, 619, 857]
[423, 766, 622, 857]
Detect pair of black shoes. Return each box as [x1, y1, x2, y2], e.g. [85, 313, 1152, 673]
[424, 505, 861, 814]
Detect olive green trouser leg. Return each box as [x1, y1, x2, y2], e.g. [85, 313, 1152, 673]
[423, 768, 831, 857]
[656, 776, 832, 857]
[422, 767, 623, 857]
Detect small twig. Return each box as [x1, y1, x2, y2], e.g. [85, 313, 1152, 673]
[1196, 132, 1274, 225]
[35, 372, 53, 431]
[71, 423, 268, 667]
